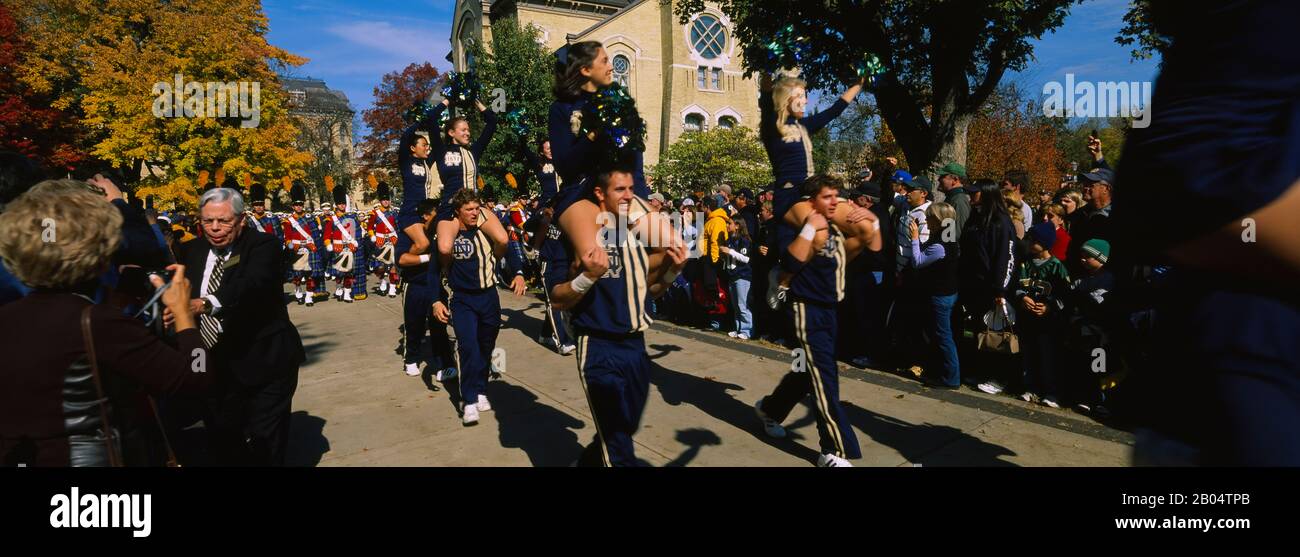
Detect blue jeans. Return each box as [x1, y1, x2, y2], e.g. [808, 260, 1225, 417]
[732, 278, 753, 336]
[928, 293, 961, 386]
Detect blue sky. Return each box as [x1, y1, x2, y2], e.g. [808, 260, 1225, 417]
[263, 0, 1160, 139]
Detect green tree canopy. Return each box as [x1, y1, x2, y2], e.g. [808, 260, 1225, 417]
[649, 126, 769, 198]
[672, 0, 1082, 175]
[467, 17, 555, 201]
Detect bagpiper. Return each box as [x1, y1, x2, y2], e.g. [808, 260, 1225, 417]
[323, 181, 367, 302]
[367, 181, 401, 297]
[245, 182, 284, 245]
[284, 181, 325, 306]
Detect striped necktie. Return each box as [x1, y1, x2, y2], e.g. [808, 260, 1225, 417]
[200, 250, 228, 348]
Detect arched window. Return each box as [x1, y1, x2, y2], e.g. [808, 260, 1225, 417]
[718, 116, 737, 129]
[684, 113, 706, 132]
[690, 14, 726, 60]
[613, 54, 631, 88]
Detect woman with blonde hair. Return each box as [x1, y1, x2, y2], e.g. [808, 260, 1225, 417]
[0, 180, 211, 466]
[760, 72, 881, 306]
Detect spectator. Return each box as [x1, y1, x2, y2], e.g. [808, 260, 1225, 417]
[1002, 170, 1035, 230]
[909, 202, 962, 389]
[937, 162, 971, 238]
[959, 179, 1016, 388]
[848, 180, 894, 369]
[1056, 188, 1085, 233]
[0, 151, 46, 306]
[1068, 168, 1115, 277]
[1004, 189, 1027, 239]
[895, 176, 933, 273]
[1013, 222, 1072, 408]
[720, 219, 754, 340]
[888, 169, 913, 218]
[0, 181, 211, 466]
[700, 195, 733, 330]
[647, 192, 665, 212]
[1063, 239, 1116, 416]
[1041, 203, 1072, 261]
[733, 188, 759, 240]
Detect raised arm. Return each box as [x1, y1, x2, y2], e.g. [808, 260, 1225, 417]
[470, 102, 498, 159]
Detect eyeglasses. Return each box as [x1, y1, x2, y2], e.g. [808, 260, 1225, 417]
[201, 217, 240, 229]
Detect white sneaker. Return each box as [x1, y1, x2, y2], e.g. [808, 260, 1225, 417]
[378, 280, 389, 294]
[462, 405, 479, 425]
[560, 344, 576, 356]
[736, 333, 750, 341]
[1020, 391, 1040, 403]
[343, 290, 353, 302]
[816, 453, 853, 467]
[977, 380, 1005, 395]
[727, 331, 739, 338]
[387, 284, 398, 297]
[476, 395, 492, 412]
[294, 289, 304, 301]
[1041, 396, 1061, 409]
[404, 363, 420, 377]
[436, 367, 458, 381]
[754, 398, 787, 439]
[304, 295, 314, 306]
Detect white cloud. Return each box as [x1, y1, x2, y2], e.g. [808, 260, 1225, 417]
[326, 20, 452, 62]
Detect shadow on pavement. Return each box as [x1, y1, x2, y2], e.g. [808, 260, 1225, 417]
[840, 401, 1019, 466]
[663, 428, 723, 467]
[286, 411, 330, 467]
[491, 381, 587, 467]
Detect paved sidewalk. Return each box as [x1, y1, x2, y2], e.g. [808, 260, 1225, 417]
[284, 288, 1132, 467]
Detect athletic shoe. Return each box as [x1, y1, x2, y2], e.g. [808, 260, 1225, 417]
[976, 380, 1005, 395]
[343, 290, 353, 303]
[1020, 391, 1040, 403]
[727, 331, 739, 338]
[816, 453, 853, 467]
[436, 367, 458, 381]
[538, 334, 557, 350]
[560, 344, 576, 356]
[1041, 396, 1061, 409]
[304, 295, 314, 306]
[462, 405, 479, 425]
[476, 395, 492, 412]
[387, 284, 398, 297]
[404, 363, 420, 377]
[736, 333, 750, 340]
[754, 398, 787, 439]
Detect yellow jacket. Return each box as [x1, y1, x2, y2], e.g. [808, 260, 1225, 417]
[702, 208, 731, 263]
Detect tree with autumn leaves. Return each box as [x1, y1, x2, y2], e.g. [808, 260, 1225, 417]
[9, 0, 311, 208]
[0, 5, 84, 171]
[358, 62, 444, 196]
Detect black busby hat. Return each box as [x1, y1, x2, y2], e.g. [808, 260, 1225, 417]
[376, 181, 391, 201]
[290, 180, 306, 204]
[331, 180, 348, 206]
[249, 183, 267, 205]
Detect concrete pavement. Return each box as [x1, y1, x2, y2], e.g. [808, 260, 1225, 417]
[283, 287, 1133, 467]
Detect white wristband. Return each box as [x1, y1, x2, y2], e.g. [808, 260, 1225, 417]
[419, 254, 431, 263]
[799, 224, 817, 241]
[570, 273, 596, 294]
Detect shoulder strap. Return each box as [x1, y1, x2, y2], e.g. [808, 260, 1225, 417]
[80, 306, 122, 467]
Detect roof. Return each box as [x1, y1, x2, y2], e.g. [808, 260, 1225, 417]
[280, 77, 354, 114]
[566, 0, 647, 42]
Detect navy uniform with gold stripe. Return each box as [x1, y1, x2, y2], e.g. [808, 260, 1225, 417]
[758, 223, 862, 462]
[571, 226, 653, 467]
[447, 225, 503, 412]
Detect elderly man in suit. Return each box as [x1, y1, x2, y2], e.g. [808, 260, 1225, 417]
[168, 187, 306, 466]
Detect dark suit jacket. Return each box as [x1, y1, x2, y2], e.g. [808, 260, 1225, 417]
[182, 229, 305, 386]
